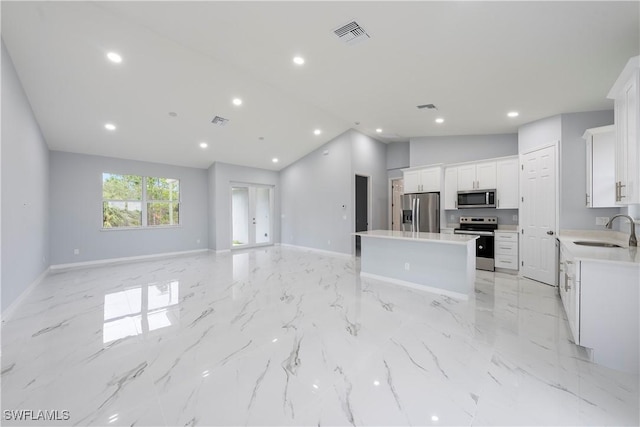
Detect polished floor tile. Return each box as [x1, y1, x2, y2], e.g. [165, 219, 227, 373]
[1, 246, 638, 426]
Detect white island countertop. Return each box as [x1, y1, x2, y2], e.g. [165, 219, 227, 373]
[557, 230, 640, 266]
[354, 230, 477, 245]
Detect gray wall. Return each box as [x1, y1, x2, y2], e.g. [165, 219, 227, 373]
[352, 131, 388, 231]
[281, 131, 353, 254]
[410, 134, 518, 167]
[280, 129, 388, 254]
[49, 152, 209, 265]
[518, 115, 561, 154]
[209, 162, 280, 251]
[560, 110, 619, 230]
[1, 41, 50, 311]
[386, 141, 410, 170]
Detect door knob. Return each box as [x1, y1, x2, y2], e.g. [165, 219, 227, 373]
[547, 231, 554, 235]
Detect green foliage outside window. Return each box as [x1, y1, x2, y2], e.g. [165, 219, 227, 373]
[102, 173, 180, 228]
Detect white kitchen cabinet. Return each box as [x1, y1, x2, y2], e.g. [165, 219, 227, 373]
[558, 243, 580, 344]
[557, 238, 640, 373]
[495, 157, 519, 209]
[403, 166, 442, 193]
[608, 55, 640, 205]
[457, 161, 496, 191]
[583, 125, 616, 208]
[494, 231, 518, 270]
[443, 167, 458, 209]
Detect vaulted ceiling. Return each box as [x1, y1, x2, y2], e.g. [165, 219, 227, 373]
[2, 1, 638, 170]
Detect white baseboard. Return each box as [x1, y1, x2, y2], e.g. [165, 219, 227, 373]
[215, 249, 231, 254]
[2, 266, 50, 322]
[278, 243, 353, 259]
[50, 249, 209, 272]
[360, 272, 469, 301]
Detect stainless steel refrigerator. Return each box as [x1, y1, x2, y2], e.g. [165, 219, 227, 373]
[401, 192, 440, 233]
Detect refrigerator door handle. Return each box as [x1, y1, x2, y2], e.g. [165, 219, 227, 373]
[416, 197, 420, 233]
[412, 197, 417, 232]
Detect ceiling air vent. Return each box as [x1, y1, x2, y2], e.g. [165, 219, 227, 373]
[211, 116, 229, 126]
[417, 104, 437, 110]
[333, 20, 370, 45]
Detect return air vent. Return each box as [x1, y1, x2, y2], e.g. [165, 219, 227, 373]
[211, 116, 229, 126]
[333, 20, 370, 45]
[417, 104, 437, 110]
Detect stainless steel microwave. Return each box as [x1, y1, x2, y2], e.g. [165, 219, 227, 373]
[457, 189, 496, 209]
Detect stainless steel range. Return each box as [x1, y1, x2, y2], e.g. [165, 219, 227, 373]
[454, 216, 498, 271]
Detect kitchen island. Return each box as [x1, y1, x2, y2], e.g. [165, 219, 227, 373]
[354, 230, 478, 300]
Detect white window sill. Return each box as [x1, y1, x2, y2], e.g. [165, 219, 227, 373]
[100, 225, 182, 232]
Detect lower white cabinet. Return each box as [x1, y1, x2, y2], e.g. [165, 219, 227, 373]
[558, 244, 580, 344]
[557, 239, 640, 373]
[494, 231, 518, 270]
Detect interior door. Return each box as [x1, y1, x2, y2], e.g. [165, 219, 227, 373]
[521, 145, 557, 285]
[391, 178, 404, 231]
[232, 185, 273, 248]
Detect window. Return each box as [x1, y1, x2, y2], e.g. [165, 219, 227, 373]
[102, 173, 180, 228]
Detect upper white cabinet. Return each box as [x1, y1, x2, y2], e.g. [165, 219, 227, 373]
[443, 156, 517, 210]
[457, 161, 496, 191]
[583, 125, 616, 208]
[608, 56, 640, 205]
[496, 157, 519, 209]
[403, 165, 442, 193]
[443, 167, 458, 209]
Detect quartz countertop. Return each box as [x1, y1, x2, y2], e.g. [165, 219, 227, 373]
[354, 230, 477, 245]
[558, 230, 640, 266]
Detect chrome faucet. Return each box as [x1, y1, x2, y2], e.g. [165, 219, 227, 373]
[605, 214, 637, 247]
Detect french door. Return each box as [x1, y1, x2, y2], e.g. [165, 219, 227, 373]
[521, 144, 558, 285]
[231, 184, 273, 248]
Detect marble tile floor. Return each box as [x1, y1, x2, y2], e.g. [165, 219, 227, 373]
[1, 246, 638, 426]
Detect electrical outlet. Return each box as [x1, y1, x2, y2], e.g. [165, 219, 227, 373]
[404, 262, 410, 271]
[596, 217, 610, 226]
[73, 249, 80, 255]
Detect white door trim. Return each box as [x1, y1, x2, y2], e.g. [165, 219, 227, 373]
[230, 182, 275, 250]
[519, 140, 560, 285]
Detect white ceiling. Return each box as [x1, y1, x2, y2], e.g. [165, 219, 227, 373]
[2, 1, 638, 170]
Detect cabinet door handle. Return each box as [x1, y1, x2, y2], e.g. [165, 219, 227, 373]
[616, 182, 620, 202]
[585, 193, 589, 207]
[619, 182, 626, 199]
[497, 199, 500, 208]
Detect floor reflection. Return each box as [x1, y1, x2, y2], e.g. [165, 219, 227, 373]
[103, 280, 179, 343]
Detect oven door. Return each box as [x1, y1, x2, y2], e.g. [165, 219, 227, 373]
[454, 230, 495, 271]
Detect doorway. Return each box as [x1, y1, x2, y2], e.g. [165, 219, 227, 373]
[355, 175, 369, 254]
[231, 184, 273, 248]
[521, 144, 558, 285]
[391, 178, 404, 231]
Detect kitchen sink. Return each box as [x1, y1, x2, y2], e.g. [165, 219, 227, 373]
[573, 241, 622, 248]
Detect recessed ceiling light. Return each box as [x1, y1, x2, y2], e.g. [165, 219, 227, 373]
[272, 158, 279, 163]
[507, 111, 519, 118]
[376, 128, 383, 133]
[104, 123, 116, 131]
[232, 98, 242, 106]
[435, 118, 444, 124]
[314, 129, 321, 135]
[293, 56, 305, 65]
[106, 52, 122, 63]
[199, 142, 208, 148]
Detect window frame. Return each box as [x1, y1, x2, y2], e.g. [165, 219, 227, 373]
[101, 173, 181, 230]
